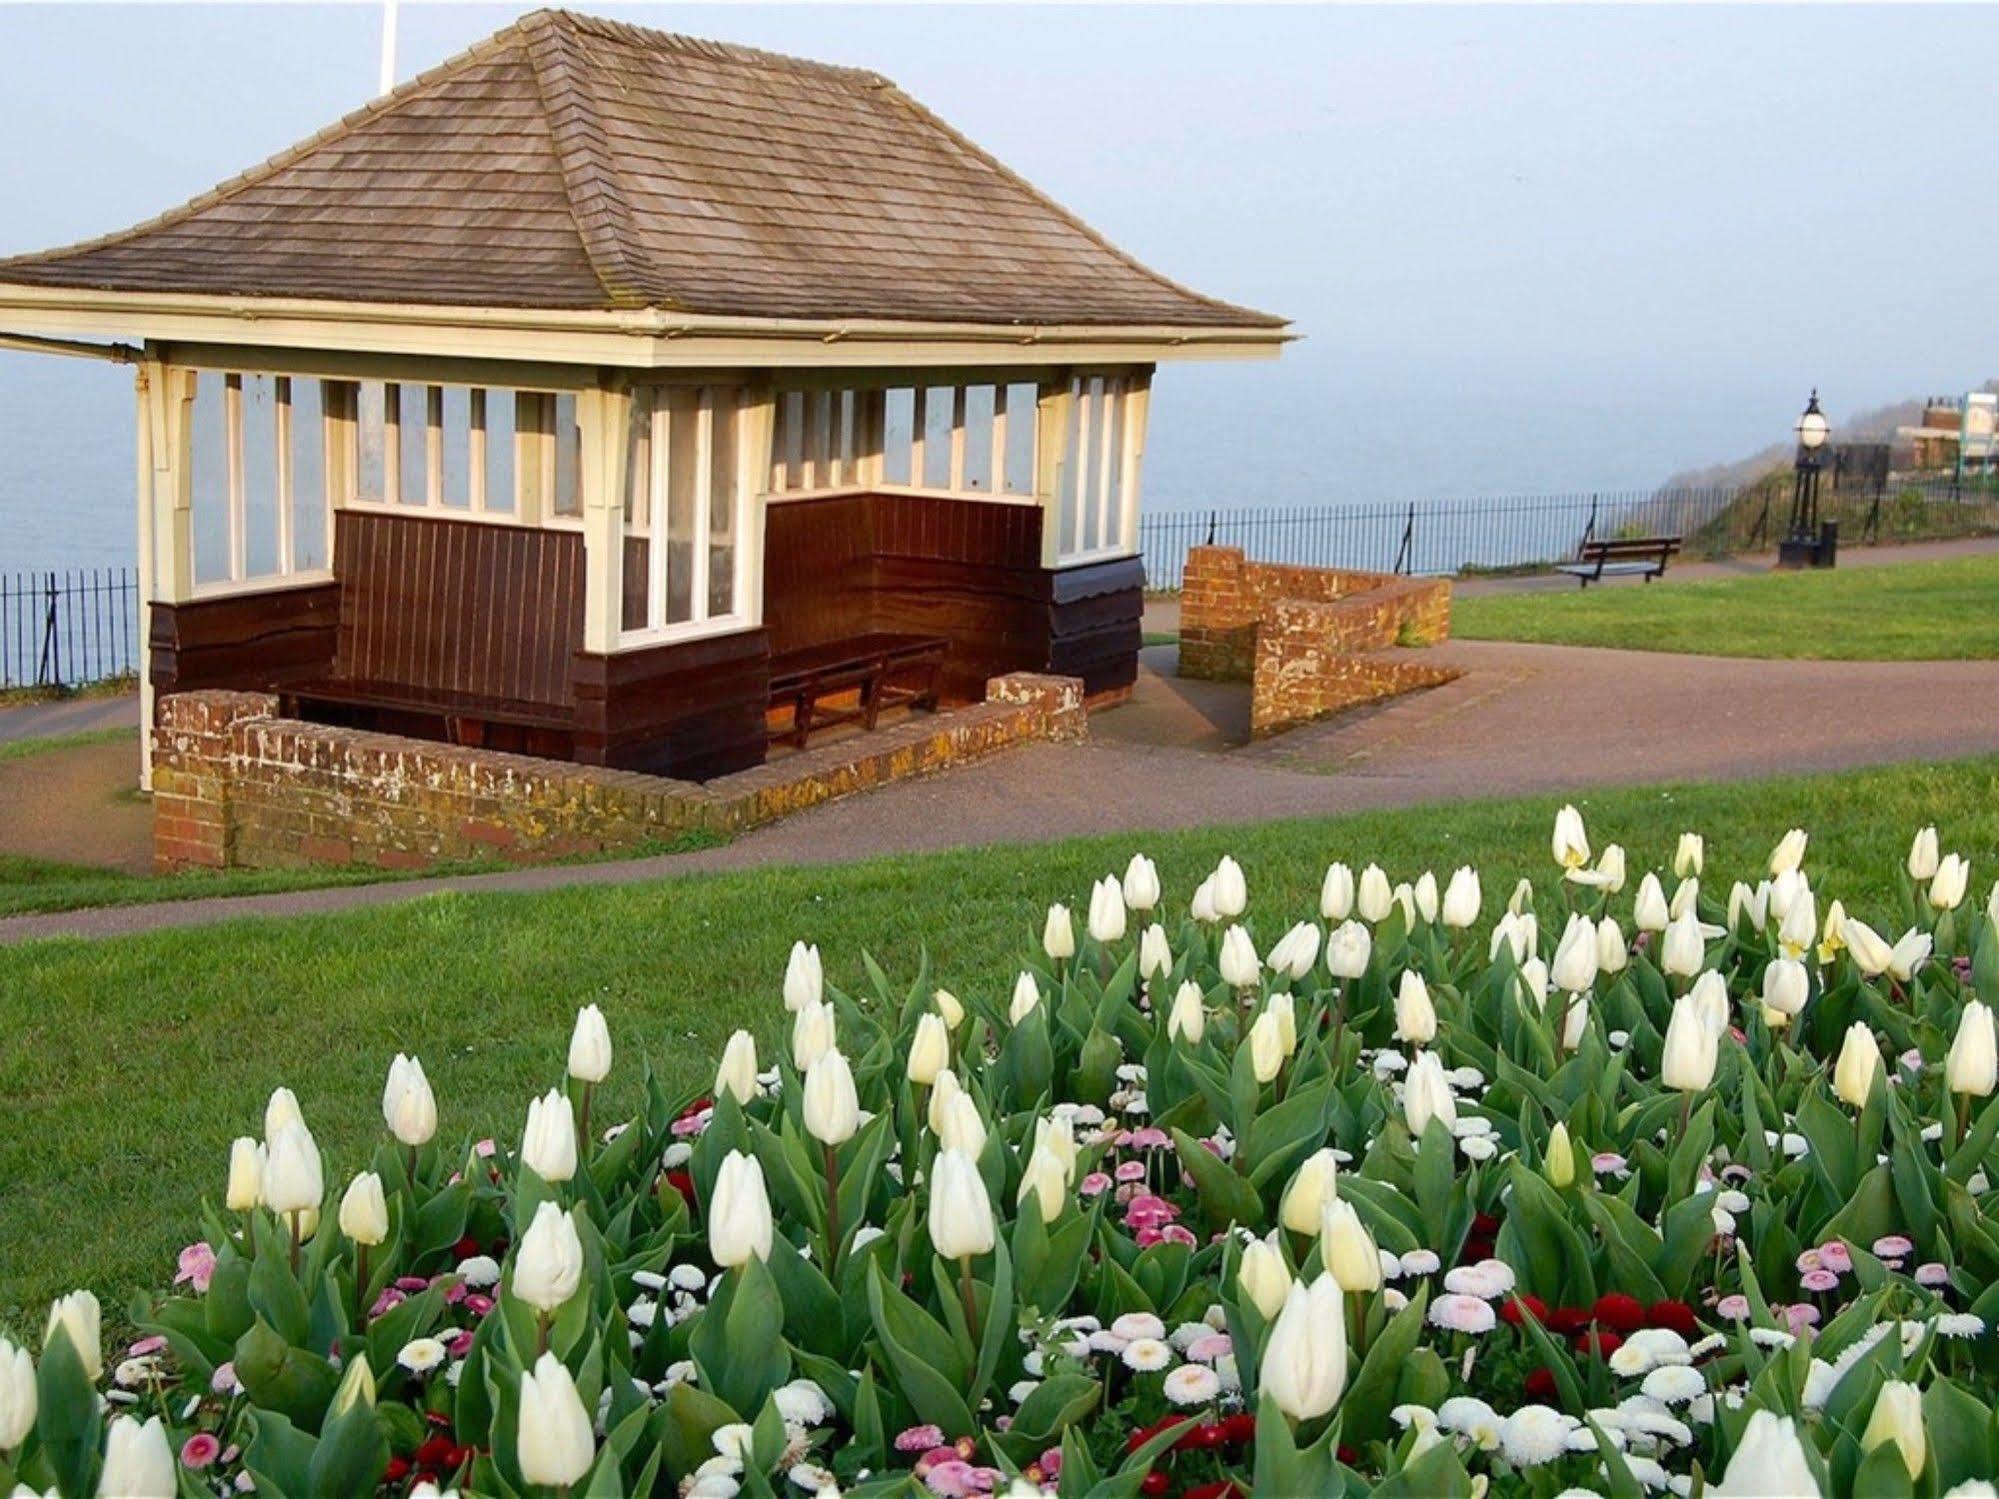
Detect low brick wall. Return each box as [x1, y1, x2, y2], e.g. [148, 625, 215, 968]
[1174, 546, 1459, 737]
[151, 673, 1087, 872]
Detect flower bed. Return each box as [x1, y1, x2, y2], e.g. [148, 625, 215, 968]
[4, 814, 1999, 1497]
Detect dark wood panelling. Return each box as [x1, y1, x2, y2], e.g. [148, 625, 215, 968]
[333, 510, 582, 707]
[150, 585, 340, 698]
[762, 494, 877, 655]
[1045, 555, 1145, 697]
[573, 628, 770, 779]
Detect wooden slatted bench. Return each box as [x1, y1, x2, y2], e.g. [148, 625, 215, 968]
[769, 632, 947, 748]
[1557, 535, 1682, 587]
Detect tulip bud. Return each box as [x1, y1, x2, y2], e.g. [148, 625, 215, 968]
[1762, 958, 1809, 1018]
[1550, 913, 1599, 994]
[1544, 1122, 1576, 1188]
[1247, 1008, 1285, 1083]
[927, 1068, 962, 1135]
[1009, 972, 1041, 1025]
[1087, 876, 1127, 945]
[1633, 873, 1670, 933]
[1404, 1052, 1457, 1138]
[1320, 1199, 1381, 1291]
[1551, 804, 1590, 871]
[927, 1148, 996, 1260]
[907, 1014, 950, 1087]
[1930, 854, 1970, 911]
[1518, 957, 1550, 1010]
[1908, 826, 1941, 881]
[1236, 1234, 1292, 1318]
[1778, 888, 1817, 959]
[1268, 921, 1321, 981]
[98, 1415, 174, 1499]
[1441, 866, 1480, 929]
[1596, 916, 1628, 975]
[1489, 911, 1530, 963]
[226, 1137, 266, 1211]
[1768, 868, 1807, 924]
[1138, 924, 1173, 981]
[1508, 877, 1534, 916]
[1660, 997, 1718, 1092]
[1569, 843, 1625, 893]
[1842, 919, 1894, 977]
[1674, 832, 1704, 879]
[0, 1338, 32, 1450]
[709, 1150, 774, 1267]
[1320, 862, 1355, 921]
[803, 1049, 860, 1147]
[566, 1004, 612, 1084]
[783, 940, 823, 1013]
[1266, 992, 1299, 1057]
[1660, 908, 1707, 978]
[1122, 853, 1161, 913]
[1948, 1001, 1998, 1098]
[1715, 1411, 1818, 1498]
[1042, 903, 1076, 960]
[381, 1054, 437, 1148]
[1393, 971, 1437, 1046]
[1032, 1113, 1079, 1181]
[1413, 871, 1440, 923]
[1888, 929, 1933, 983]
[1280, 1149, 1340, 1235]
[1167, 980, 1206, 1044]
[1219, 925, 1262, 989]
[1689, 970, 1730, 1036]
[715, 1029, 759, 1105]
[792, 998, 837, 1072]
[1356, 864, 1393, 923]
[264, 1086, 304, 1145]
[330, 1351, 374, 1415]
[1211, 856, 1248, 919]
[935, 1089, 987, 1157]
[264, 1122, 324, 1217]
[1861, 1379, 1926, 1480]
[512, 1200, 584, 1312]
[1261, 1275, 1348, 1422]
[1988, 879, 1999, 930]
[1392, 881, 1416, 928]
[1833, 1022, 1879, 1110]
[1670, 876, 1700, 922]
[1769, 828, 1808, 876]
[1325, 920, 1372, 980]
[1190, 876, 1218, 924]
[43, 1290, 100, 1381]
[518, 1350, 596, 1489]
[1016, 1144, 1069, 1224]
[1561, 994, 1589, 1052]
[933, 987, 965, 1029]
[338, 1172, 389, 1247]
[520, 1090, 578, 1185]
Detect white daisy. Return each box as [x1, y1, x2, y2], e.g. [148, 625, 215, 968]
[396, 1337, 447, 1375]
[1162, 1364, 1222, 1406]
[1638, 1366, 1705, 1407]
[1121, 1337, 1174, 1372]
[1499, 1405, 1577, 1466]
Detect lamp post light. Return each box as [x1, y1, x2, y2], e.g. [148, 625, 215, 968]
[1778, 390, 1837, 569]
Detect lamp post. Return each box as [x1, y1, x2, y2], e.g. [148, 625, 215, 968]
[1778, 390, 1835, 568]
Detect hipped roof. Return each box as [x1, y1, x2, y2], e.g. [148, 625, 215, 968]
[0, 10, 1284, 334]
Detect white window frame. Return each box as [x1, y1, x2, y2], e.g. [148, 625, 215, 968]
[189, 370, 335, 600]
[340, 381, 579, 529]
[1052, 372, 1146, 569]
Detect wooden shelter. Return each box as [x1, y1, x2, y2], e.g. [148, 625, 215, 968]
[0, 10, 1288, 785]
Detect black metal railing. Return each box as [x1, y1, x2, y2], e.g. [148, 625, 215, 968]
[0, 569, 140, 691]
[1137, 477, 1999, 590]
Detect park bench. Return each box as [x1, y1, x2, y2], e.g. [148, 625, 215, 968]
[768, 632, 947, 748]
[1556, 535, 1681, 588]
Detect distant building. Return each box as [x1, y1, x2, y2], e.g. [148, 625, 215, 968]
[1895, 392, 1997, 476]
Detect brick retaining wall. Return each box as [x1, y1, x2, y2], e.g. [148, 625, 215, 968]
[151, 673, 1086, 872]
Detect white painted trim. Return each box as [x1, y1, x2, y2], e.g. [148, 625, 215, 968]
[188, 569, 335, 602]
[1051, 545, 1137, 570]
[610, 612, 757, 652]
[760, 483, 1041, 508]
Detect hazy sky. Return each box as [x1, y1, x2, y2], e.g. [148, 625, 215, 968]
[0, 3, 1994, 562]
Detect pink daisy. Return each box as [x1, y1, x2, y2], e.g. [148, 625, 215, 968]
[174, 1243, 216, 1295]
[180, 1433, 221, 1470]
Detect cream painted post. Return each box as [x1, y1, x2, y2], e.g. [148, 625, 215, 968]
[133, 364, 155, 789]
[1118, 371, 1152, 557]
[323, 380, 353, 567]
[577, 380, 630, 654]
[1035, 375, 1074, 569]
[138, 361, 195, 787]
[739, 383, 776, 627]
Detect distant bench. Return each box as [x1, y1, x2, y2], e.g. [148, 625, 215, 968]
[769, 632, 946, 748]
[1557, 535, 1681, 588]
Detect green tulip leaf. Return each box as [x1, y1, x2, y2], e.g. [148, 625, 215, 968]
[305, 1401, 389, 1499]
[865, 1262, 975, 1437]
[234, 1316, 341, 1432]
[34, 1325, 99, 1499]
[1170, 1127, 1264, 1233]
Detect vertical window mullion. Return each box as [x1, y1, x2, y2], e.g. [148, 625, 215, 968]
[909, 387, 928, 490]
[949, 385, 968, 493]
[1071, 377, 1092, 555]
[649, 398, 669, 633]
[383, 381, 401, 505]
[1096, 377, 1117, 551]
[991, 386, 1010, 494]
[691, 390, 713, 625]
[468, 389, 488, 513]
[224, 373, 246, 582]
[274, 376, 295, 575]
[425, 385, 444, 508]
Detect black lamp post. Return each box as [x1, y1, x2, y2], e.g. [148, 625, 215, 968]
[1778, 390, 1836, 569]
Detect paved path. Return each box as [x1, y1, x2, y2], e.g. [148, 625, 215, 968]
[0, 690, 138, 744]
[5, 639, 1997, 946]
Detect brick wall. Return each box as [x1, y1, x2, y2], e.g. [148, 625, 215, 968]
[1251, 597, 1461, 737]
[152, 674, 1087, 872]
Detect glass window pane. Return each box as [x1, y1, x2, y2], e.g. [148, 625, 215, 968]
[291, 380, 327, 571]
[881, 388, 914, 487]
[708, 391, 738, 617]
[1004, 383, 1037, 495]
[622, 390, 654, 633]
[553, 394, 581, 517]
[398, 383, 427, 506]
[190, 372, 231, 586]
[664, 389, 699, 624]
[960, 385, 995, 493]
[482, 389, 516, 514]
[440, 386, 471, 508]
[239, 375, 280, 576]
[356, 381, 387, 503]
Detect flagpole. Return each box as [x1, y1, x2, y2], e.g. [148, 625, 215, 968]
[378, 0, 399, 97]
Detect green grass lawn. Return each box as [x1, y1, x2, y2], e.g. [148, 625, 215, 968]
[1453, 551, 1999, 659]
[2, 753, 1995, 1327]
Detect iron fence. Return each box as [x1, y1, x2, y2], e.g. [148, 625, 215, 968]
[0, 569, 139, 691]
[1137, 477, 1999, 590]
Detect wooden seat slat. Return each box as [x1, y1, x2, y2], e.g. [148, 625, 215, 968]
[768, 631, 947, 747]
[1560, 534, 1682, 588]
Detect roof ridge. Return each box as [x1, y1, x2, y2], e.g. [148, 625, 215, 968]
[520, 8, 890, 87]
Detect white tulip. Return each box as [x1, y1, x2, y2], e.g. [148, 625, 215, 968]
[709, 1151, 774, 1267]
[1320, 862, 1355, 921]
[1392, 881, 1418, 929]
[1260, 1275, 1348, 1422]
[1673, 832, 1704, 879]
[1768, 868, 1807, 923]
[520, 1090, 577, 1185]
[1561, 994, 1589, 1051]
[1393, 971, 1436, 1046]
[1320, 1199, 1381, 1292]
[0, 1338, 32, 1449]
[1778, 889, 1817, 959]
[1660, 908, 1707, 978]
[1219, 925, 1262, 989]
[803, 1050, 860, 1147]
[1948, 1001, 1998, 1098]
[907, 1014, 950, 1087]
[1569, 843, 1625, 893]
[1551, 804, 1590, 871]
[1517, 957, 1549, 1010]
[1356, 864, 1393, 923]
[264, 1086, 304, 1145]
[792, 998, 837, 1072]
[1441, 866, 1481, 929]
[927, 1148, 996, 1260]
[1507, 877, 1535, 916]
[1660, 997, 1718, 1092]
[1860, 1379, 1926, 1481]
[1266, 991, 1299, 1057]
[1843, 919, 1894, 976]
[264, 1122, 324, 1217]
[1762, 959, 1809, 1017]
[43, 1291, 100, 1380]
[1276, 921, 1324, 980]
[927, 1069, 962, 1135]
[1833, 1023, 1879, 1110]
[1488, 911, 1530, 963]
[1138, 924, 1173, 981]
[1769, 828, 1808, 876]
[1728, 880, 1769, 934]
[518, 1350, 596, 1489]
[1689, 971, 1730, 1036]
[1122, 853, 1161, 913]
[1887, 929, 1933, 983]
[512, 1200, 584, 1312]
[1908, 826, 1941, 881]
[1597, 916, 1629, 974]
[1032, 1113, 1079, 1181]
[1988, 880, 1999, 929]
[1211, 856, 1248, 919]
[1545, 1121, 1577, 1188]
[1016, 1144, 1069, 1224]
[1325, 919, 1372, 980]
[1280, 1149, 1340, 1235]
[1820, 899, 1848, 959]
[1710, 1411, 1820, 1499]
[783, 940, 823, 1013]
[1670, 875, 1700, 921]
[382, 1054, 437, 1148]
[1931, 854, 1971, 911]
[1042, 903, 1076, 961]
[1247, 1009, 1286, 1083]
[1167, 981, 1206, 1044]
[933, 987, 965, 1029]
[1633, 873, 1670, 933]
[1404, 1052, 1457, 1137]
[715, 1030, 759, 1105]
[98, 1415, 174, 1499]
[1236, 1234, 1293, 1318]
[1009, 972, 1042, 1025]
[566, 1004, 612, 1084]
[338, 1172, 389, 1247]
[1087, 876, 1127, 944]
[1413, 871, 1440, 923]
[1550, 913, 1599, 994]
[226, 1137, 266, 1211]
[934, 1089, 987, 1157]
[1190, 876, 1219, 924]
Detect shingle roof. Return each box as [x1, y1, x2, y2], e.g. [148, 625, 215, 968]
[0, 10, 1283, 330]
